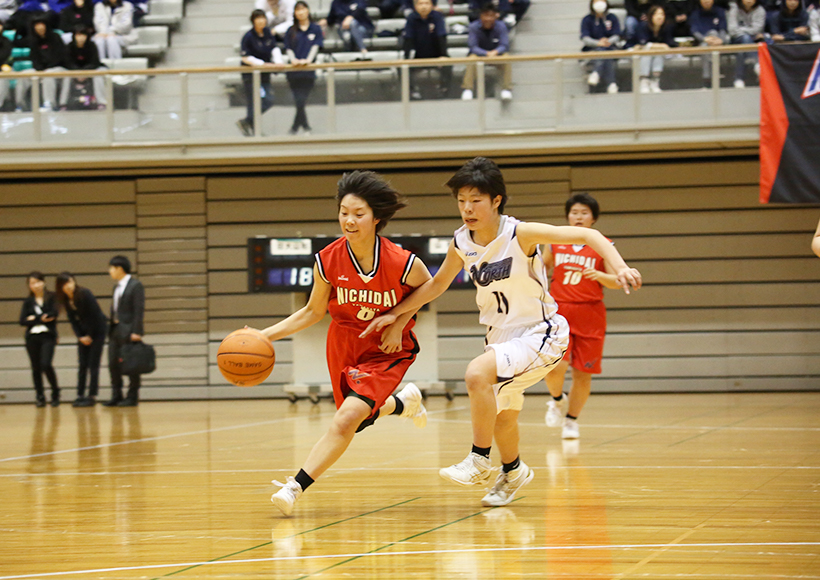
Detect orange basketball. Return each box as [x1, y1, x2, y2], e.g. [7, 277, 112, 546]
[217, 328, 276, 387]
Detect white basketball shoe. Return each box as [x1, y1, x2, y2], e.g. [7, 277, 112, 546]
[396, 383, 427, 428]
[545, 394, 568, 427]
[562, 417, 580, 440]
[271, 477, 303, 516]
[439, 452, 494, 486]
[481, 461, 535, 507]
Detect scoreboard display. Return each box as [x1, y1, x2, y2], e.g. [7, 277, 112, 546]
[248, 236, 474, 293]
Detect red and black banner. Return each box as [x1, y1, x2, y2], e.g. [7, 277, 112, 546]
[759, 42, 820, 204]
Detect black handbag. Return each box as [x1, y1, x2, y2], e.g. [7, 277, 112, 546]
[119, 341, 156, 375]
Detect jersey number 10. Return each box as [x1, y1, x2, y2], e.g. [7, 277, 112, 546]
[562, 270, 583, 286]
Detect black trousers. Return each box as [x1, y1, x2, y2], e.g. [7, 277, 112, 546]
[25, 332, 59, 400]
[77, 334, 105, 398]
[288, 76, 315, 130]
[108, 328, 140, 401]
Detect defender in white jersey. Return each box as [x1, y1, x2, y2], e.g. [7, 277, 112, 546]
[361, 157, 642, 507]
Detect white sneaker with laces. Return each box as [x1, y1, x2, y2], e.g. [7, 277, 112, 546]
[587, 70, 600, 86]
[396, 383, 427, 428]
[733, 78, 745, 89]
[562, 417, 580, 440]
[481, 461, 534, 507]
[607, 82, 618, 94]
[461, 89, 473, 100]
[271, 477, 303, 516]
[649, 79, 662, 93]
[440, 452, 493, 486]
[545, 394, 567, 427]
[500, 89, 512, 101]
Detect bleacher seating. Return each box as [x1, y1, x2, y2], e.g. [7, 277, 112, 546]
[141, 0, 184, 28]
[126, 25, 170, 59]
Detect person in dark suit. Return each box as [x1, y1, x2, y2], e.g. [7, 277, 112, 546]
[55, 272, 108, 407]
[19, 271, 60, 407]
[104, 255, 145, 407]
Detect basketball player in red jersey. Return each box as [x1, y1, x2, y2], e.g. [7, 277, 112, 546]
[544, 193, 622, 440]
[253, 171, 432, 516]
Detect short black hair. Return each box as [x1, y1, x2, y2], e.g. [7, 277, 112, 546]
[479, 2, 498, 13]
[109, 255, 131, 273]
[565, 192, 600, 220]
[445, 157, 508, 213]
[250, 8, 267, 23]
[336, 171, 407, 233]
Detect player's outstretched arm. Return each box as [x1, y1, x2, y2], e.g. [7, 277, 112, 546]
[360, 242, 463, 338]
[812, 217, 820, 258]
[519, 222, 642, 293]
[259, 265, 331, 342]
[378, 257, 433, 354]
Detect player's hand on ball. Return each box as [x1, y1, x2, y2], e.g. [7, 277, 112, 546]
[359, 313, 397, 338]
[616, 267, 642, 294]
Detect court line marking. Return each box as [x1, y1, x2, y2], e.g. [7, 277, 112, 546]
[613, 522, 708, 578]
[4, 464, 819, 478]
[1, 541, 819, 580]
[0, 407, 464, 464]
[150, 497, 421, 580]
[292, 496, 526, 579]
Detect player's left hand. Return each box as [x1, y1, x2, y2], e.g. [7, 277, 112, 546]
[359, 313, 396, 338]
[615, 267, 642, 294]
[582, 267, 603, 282]
[378, 324, 403, 354]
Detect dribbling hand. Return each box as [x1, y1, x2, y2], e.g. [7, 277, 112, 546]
[359, 313, 396, 339]
[615, 267, 642, 294]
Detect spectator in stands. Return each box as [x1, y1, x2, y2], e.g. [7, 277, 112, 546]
[0, 20, 12, 108]
[636, 5, 677, 92]
[0, 0, 15, 24]
[237, 8, 281, 136]
[60, 0, 95, 42]
[256, 0, 296, 36]
[461, 3, 512, 101]
[665, 0, 694, 36]
[29, 13, 67, 111]
[580, 0, 621, 94]
[690, 0, 727, 88]
[61, 25, 107, 109]
[811, 7, 820, 40]
[321, 0, 373, 57]
[284, 1, 322, 135]
[93, 0, 138, 59]
[404, 0, 451, 99]
[624, 0, 664, 45]
[20, 271, 60, 407]
[468, 0, 530, 26]
[383, 0, 446, 19]
[768, 0, 810, 41]
[728, 0, 764, 88]
[7, 0, 51, 46]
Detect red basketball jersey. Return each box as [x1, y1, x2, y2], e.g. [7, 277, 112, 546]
[549, 239, 611, 303]
[316, 236, 417, 334]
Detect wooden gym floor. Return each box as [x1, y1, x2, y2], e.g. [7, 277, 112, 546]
[1, 392, 819, 579]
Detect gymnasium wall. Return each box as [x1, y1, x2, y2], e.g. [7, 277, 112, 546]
[0, 158, 817, 403]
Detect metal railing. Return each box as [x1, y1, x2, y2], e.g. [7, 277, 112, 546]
[0, 44, 762, 146]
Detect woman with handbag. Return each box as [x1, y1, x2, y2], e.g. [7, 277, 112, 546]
[19, 272, 60, 407]
[55, 272, 107, 407]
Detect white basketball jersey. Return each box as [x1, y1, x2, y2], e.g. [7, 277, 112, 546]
[454, 215, 558, 329]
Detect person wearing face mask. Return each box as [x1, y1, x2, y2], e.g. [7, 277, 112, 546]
[20, 272, 60, 407]
[728, 0, 765, 88]
[253, 171, 431, 517]
[581, 0, 621, 93]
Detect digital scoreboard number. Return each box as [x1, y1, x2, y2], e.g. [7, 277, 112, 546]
[248, 236, 473, 293]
